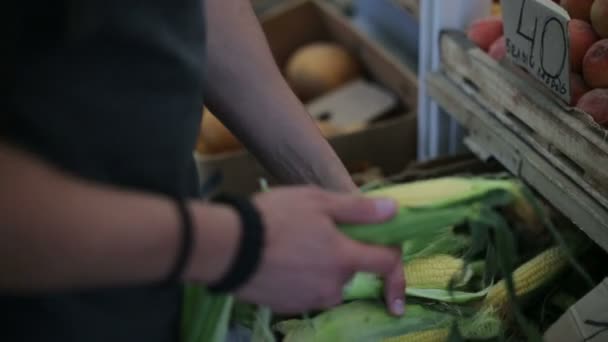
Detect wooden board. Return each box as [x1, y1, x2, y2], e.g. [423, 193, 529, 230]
[438, 30, 608, 196]
[427, 72, 608, 253]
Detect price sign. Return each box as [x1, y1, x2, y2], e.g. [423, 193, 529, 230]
[501, 0, 571, 104]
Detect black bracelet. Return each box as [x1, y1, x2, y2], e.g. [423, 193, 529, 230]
[207, 193, 265, 293]
[165, 197, 195, 284]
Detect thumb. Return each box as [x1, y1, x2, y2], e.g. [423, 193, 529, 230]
[324, 193, 398, 224]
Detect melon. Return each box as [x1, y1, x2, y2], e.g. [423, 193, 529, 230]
[576, 88, 608, 125]
[561, 0, 594, 22]
[467, 16, 503, 52]
[582, 39, 608, 88]
[198, 108, 242, 155]
[591, 0, 608, 38]
[569, 19, 599, 72]
[285, 43, 361, 102]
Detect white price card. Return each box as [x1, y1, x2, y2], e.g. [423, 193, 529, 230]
[500, 0, 571, 104]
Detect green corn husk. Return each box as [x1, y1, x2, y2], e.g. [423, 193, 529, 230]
[342, 271, 489, 304]
[181, 176, 561, 342]
[274, 301, 502, 342]
[181, 286, 233, 342]
[401, 227, 472, 262]
[364, 177, 527, 211]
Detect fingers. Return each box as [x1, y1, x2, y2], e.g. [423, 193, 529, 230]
[383, 262, 406, 316]
[342, 239, 405, 315]
[344, 239, 401, 275]
[323, 192, 398, 224]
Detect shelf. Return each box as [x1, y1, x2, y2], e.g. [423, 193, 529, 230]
[427, 30, 608, 252]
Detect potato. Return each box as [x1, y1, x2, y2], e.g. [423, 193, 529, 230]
[561, 0, 594, 22]
[569, 19, 599, 72]
[489, 36, 507, 61]
[467, 16, 503, 52]
[582, 39, 608, 88]
[591, 0, 608, 38]
[576, 88, 608, 125]
[570, 72, 590, 106]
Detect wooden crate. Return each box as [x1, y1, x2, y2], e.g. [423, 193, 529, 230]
[427, 30, 608, 252]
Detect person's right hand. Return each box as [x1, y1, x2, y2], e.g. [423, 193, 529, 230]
[234, 186, 406, 316]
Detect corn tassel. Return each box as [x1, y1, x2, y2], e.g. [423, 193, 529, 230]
[484, 246, 569, 311]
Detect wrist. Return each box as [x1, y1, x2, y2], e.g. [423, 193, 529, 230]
[182, 201, 241, 285]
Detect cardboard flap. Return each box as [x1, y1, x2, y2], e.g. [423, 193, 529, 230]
[305, 79, 398, 127]
[545, 278, 608, 342]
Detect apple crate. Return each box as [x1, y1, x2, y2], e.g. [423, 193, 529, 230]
[426, 29, 608, 254]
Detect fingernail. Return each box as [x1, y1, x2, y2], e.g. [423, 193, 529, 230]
[392, 299, 405, 316]
[374, 198, 397, 217]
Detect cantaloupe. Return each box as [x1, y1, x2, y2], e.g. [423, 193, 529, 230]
[561, 0, 594, 22]
[591, 0, 608, 38]
[489, 36, 507, 61]
[467, 16, 503, 52]
[570, 72, 590, 106]
[198, 108, 242, 155]
[576, 88, 608, 125]
[285, 43, 361, 102]
[582, 39, 608, 88]
[569, 19, 599, 72]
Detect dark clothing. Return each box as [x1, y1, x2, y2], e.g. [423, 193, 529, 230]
[2, 1, 207, 341]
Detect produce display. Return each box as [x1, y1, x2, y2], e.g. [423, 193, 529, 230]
[467, 0, 608, 127]
[181, 175, 602, 342]
[195, 42, 366, 157]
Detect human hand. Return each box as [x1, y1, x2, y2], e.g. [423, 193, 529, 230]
[234, 186, 405, 316]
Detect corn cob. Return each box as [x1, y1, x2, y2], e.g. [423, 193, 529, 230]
[275, 301, 502, 342]
[343, 255, 472, 301]
[382, 328, 449, 342]
[274, 302, 455, 342]
[365, 176, 540, 229]
[405, 254, 470, 289]
[484, 245, 569, 311]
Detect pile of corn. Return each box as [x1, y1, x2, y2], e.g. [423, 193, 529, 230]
[182, 176, 583, 342]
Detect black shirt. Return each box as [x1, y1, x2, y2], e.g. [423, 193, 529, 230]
[2, 1, 206, 341]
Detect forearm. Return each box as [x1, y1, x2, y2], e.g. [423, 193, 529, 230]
[203, 0, 356, 192]
[0, 143, 238, 292]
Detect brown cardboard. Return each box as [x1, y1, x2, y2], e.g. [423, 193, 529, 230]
[195, 0, 418, 195]
[544, 278, 608, 342]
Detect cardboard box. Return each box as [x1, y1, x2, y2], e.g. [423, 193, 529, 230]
[544, 278, 608, 342]
[195, 0, 418, 195]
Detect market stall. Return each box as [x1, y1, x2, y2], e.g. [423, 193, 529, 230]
[185, 1, 608, 341]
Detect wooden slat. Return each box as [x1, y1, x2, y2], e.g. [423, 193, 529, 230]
[441, 67, 608, 211]
[438, 30, 608, 190]
[427, 72, 608, 253]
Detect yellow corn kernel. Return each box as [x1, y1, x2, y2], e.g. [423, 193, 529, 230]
[383, 328, 449, 342]
[484, 246, 568, 310]
[405, 254, 467, 289]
